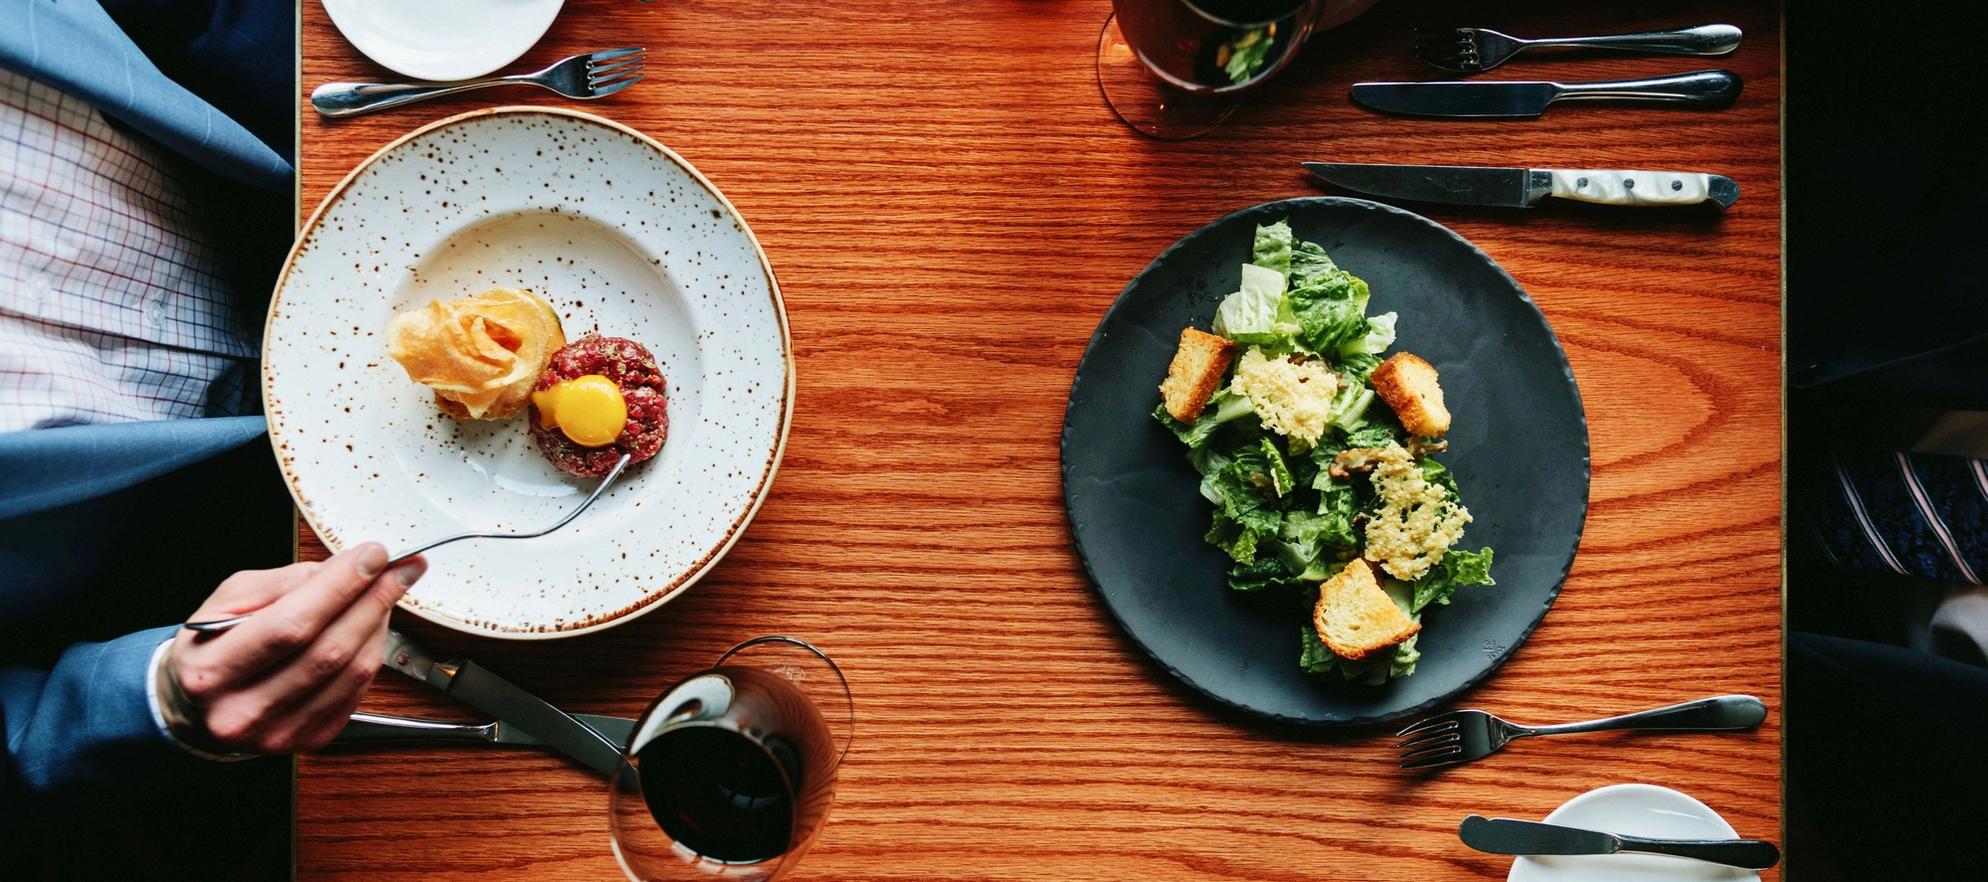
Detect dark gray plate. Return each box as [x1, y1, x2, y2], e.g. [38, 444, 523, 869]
[1061, 198, 1588, 727]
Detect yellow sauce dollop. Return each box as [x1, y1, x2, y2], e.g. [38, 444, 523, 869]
[531, 375, 627, 447]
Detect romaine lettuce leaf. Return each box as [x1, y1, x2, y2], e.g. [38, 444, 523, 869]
[1227, 558, 1291, 592]
[1344, 311, 1397, 356]
[1258, 437, 1294, 497]
[1409, 546, 1494, 613]
[1212, 263, 1297, 347]
[1342, 422, 1398, 449]
[1250, 219, 1294, 278]
[1152, 389, 1255, 451]
[1204, 516, 1262, 565]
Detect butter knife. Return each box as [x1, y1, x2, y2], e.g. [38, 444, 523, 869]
[382, 628, 628, 777]
[1459, 815, 1781, 870]
[1350, 69, 1742, 118]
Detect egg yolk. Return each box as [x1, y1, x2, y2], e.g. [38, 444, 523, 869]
[531, 375, 627, 447]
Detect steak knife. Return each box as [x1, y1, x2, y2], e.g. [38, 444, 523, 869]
[1459, 815, 1781, 870]
[1350, 69, 1741, 118]
[335, 711, 637, 748]
[382, 628, 628, 777]
[1305, 162, 1739, 209]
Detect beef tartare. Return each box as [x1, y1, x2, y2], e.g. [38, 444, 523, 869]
[529, 334, 668, 477]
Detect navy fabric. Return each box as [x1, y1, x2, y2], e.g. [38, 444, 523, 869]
[0, 0, 290, 192]
[0, 416, 266, 522]
[1813, 451, 1988, 585]
[1, 626, 175, 798]
[0, 0, 294, 825]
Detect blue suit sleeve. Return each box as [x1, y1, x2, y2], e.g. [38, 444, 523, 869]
[1, 626, 178, 799]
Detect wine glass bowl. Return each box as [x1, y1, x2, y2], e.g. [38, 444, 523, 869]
[1096, 0, 1378, 139]
[609, 637, 852, 881]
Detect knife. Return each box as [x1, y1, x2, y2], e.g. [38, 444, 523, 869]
[1305, 162, 1739, 209]
[1459, 815, 1781, 870]
[381, 628, 628, 777]
[334, 711, 637, 748]
[1350, 69, 1741, 118]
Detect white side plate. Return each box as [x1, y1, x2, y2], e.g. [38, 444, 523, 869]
[1510, 783, 1761, 882]
[265, 107, 792, 638]
[321, 0, 565, 82]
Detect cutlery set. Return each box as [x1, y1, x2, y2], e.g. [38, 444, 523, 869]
[1315, 22, 1746, 215]
[1395, 695, 1778, 868]
[1357, 22, 1744, 118]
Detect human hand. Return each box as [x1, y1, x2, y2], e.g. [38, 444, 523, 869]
[160, 543, 426, 755]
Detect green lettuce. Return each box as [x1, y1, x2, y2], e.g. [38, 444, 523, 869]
[1212, 263, 1297, 346]
[1250, 219, 1293, 277]
[1409, 547, 1495, 614]
[1152, 389, 1254, 452]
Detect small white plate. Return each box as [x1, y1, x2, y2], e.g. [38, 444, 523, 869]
[322, 0, 565, 82]
[265, 107, 792, 638]
[1510, 784, 1761, 882]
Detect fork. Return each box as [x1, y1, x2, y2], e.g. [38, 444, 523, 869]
[1414, 24, 1742, 74]
[310, 48, 647, 118]
[1395, 694, 1767, 771]
[182, 453, 633, 633]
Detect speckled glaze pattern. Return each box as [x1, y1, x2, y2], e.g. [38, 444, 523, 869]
[264, 107, 792, 638]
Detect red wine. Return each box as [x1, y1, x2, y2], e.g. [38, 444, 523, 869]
[632, 666, 837, 866]
[639, 725, 794, 863]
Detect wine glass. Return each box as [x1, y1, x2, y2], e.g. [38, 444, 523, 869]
[609, 637, 853, 881]
[1097, 0, 1377, 139]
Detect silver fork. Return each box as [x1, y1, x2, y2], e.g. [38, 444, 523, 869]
[182, 453, 633, 633]
[310, 48, 647, 117]
[1395, 694, 1767, 771]
[1414, 24, 1741, 74]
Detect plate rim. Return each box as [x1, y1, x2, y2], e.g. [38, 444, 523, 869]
[1059, 196, 1589, 726]
[1513, 783, 1754, 882]
[263, 105, 796, 640]
[319, 0, 567, 82]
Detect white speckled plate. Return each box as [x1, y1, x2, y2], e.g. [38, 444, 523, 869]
[264, 107, 792, 638]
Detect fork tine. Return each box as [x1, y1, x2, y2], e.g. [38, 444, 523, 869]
[1395, 720, 1458, 746]
[1394, 711, 1461, 738]
[588, 57, 645, 79]
[1400, 750, 1467, 772]
[1397, 734, 1461, 760]
[589, 67, 646, 89]
[1396, 726, 1461, 752]
[587, 47, 646, 63]
[588, 74, 645, 98]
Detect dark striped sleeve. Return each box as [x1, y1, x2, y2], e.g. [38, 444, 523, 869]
[1812, 451, 1986, 585]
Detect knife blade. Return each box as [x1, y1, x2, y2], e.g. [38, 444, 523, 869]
[335, 711, 638, 748]
[380, 628, 628, 777]
[1350, 69, 1742, 118]
[1459, 816, 1781, 870]
[1304, 162, 1739, 209]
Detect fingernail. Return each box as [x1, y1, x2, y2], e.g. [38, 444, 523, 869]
[390, 556, 427, 590]
[355, 543, 388, 579]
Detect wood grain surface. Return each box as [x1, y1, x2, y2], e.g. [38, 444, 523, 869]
[294, 1, 1783, 879]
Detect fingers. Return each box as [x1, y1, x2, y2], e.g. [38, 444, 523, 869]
[195, 556, 426, 753]
[257, 622, 397, 753]
[189, 543, 390, 692]
[187, 561, 323, 621]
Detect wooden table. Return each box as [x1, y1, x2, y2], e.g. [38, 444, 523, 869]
[295, 1, 1783, 878]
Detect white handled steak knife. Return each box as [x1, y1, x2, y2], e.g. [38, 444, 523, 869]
[1305, 161, 1739, 209]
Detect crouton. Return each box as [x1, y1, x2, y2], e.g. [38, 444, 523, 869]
[1313, 559, 1421, 661]
[1371, 352, 1450, 438]
[1159, 328, 1237, 423]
